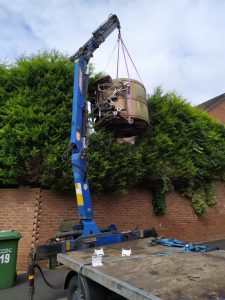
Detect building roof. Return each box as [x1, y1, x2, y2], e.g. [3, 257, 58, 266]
[197, 93, 225, 111]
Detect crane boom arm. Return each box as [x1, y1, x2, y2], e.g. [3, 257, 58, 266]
[70, 15, 120, 234]
[69, 14, 120, 62]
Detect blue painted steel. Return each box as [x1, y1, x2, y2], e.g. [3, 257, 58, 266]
[61, 231, 140, 252]
[69, 15, 123, 240]
[70, 57, 100, 235]
[69, 15, 120, 62]
[62, 240, 77, 253]
[95, 233, 123, 246]
[71, 58, 93, 218]
[70, 58, 85, 146]
[81, 221, 101, 236]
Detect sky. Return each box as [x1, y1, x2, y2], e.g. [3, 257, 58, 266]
[0, 0, 225, 105]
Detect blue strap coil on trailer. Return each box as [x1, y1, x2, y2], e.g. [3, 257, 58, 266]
[154, 238, 214, 253]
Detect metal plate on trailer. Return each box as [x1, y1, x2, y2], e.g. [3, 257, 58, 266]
[58, 239, 225, 300]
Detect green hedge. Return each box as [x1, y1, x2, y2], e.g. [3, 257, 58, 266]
[0, 51, 225, 215]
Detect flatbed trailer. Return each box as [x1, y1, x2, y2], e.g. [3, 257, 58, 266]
[57, 238, 225, 300]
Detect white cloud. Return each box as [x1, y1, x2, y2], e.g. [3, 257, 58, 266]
[0, 0, 224, 104]
[0, 3, 45, 62]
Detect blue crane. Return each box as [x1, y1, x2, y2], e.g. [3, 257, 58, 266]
[69, 14, 120, 237]
[28, 15, 155, 300]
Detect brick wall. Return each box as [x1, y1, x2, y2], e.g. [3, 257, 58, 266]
[0, 187, 40, 270]
[0, 182, 225, 271]
[92, 182, 225, 242]
[38, 190, 78, 245]
[208, 100, 225, 124]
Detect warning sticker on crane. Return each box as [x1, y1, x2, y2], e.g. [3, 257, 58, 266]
[75, 183, 84, 206]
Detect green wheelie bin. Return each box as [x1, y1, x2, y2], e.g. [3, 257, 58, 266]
[0, 230, 22, 289]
